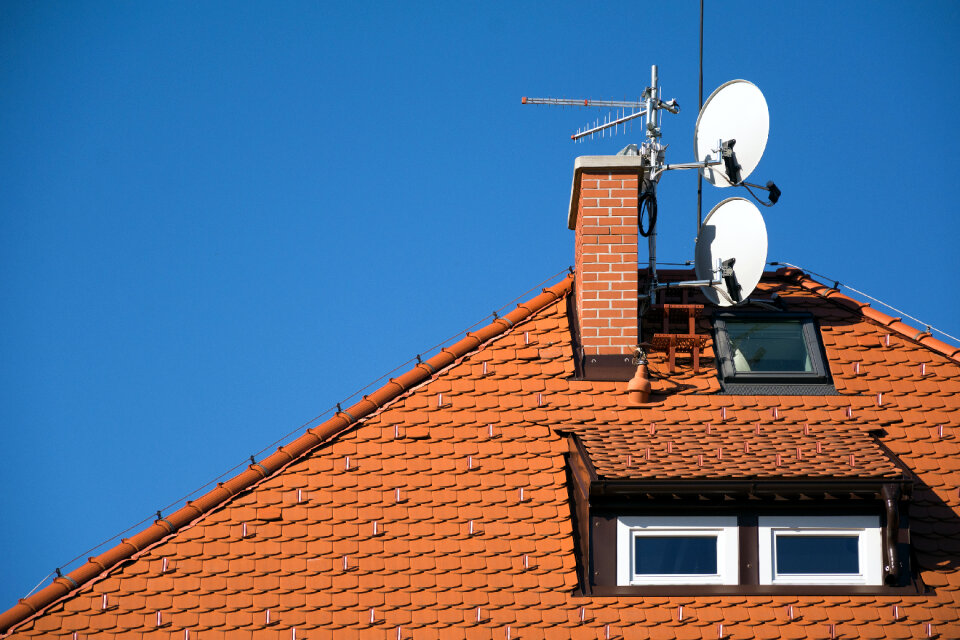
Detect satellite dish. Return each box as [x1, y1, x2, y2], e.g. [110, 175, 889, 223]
[695, 197, 768, 306]
[695, 79, 769, 187]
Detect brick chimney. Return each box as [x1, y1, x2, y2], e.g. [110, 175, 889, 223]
[568, 156, 643, 380]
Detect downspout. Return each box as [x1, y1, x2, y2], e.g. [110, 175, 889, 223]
[881, 483, 901, 585]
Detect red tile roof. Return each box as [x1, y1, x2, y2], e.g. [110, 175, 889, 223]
[578, 419, 902, 480]
[3, 268, 960, 639]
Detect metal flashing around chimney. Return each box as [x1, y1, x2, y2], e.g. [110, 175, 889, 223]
[582, 355, 636, 381]
[566, 289, 637, 381]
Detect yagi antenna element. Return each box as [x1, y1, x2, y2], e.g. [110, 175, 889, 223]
[521, 95, 648, 141]
[521, 84, 678, 142]
[571, 109, 646, 141]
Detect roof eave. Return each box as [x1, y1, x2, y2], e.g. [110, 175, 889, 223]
[590, 476, 911, 499]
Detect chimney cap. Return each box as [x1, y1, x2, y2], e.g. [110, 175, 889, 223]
[568, 155, 646, 230]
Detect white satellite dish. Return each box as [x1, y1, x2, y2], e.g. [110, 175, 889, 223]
[695, 80, 769, 187]
[694, 197, 768, 306]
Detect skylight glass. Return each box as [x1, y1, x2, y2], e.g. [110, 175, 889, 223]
[712, 313, 833, 392]
[724, 320, 812, 373]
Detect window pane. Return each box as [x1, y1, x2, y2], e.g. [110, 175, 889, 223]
[725, 321, 812, 372]
[634, 536, 718, 574]
[776, 535, 859, 574]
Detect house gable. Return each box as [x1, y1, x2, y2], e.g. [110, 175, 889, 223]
[4, 155, 960, 640]
[4, 266, 960, 638]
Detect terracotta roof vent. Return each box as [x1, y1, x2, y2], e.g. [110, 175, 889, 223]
[627, 356, 651, 405]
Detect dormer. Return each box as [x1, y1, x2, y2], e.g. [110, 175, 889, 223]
[562, 155, 919, 597]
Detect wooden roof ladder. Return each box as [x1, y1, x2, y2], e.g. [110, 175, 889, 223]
[649, 304, 708, 373]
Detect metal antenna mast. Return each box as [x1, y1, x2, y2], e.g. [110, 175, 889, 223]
[522, 36, 783, 361]
[697, 0, 704, 230]
[521, 64, 774, 313]
[644, 65, 663, 302]
[521, 65, 714, 308]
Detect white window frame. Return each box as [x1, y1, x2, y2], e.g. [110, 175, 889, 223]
[616, 516, 739, 586]
[758, 515, 882, 585]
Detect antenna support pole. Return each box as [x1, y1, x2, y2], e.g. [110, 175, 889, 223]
[697, 0, 704, 230]
[644, 65, 662, 307]
[645, 173, 657, 305]
[647, 65, 659, 139]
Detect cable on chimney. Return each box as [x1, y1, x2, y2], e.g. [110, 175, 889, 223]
[638, 189, 657, 237]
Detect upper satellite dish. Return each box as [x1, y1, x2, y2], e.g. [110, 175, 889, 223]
[695, 80, 769, 187]
[694, 197, 768, 306]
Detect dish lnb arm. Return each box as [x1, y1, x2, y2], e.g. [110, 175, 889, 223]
[654, 258, 724, 289]
[654, 258, 743, 302]
[648, 141, 728, 181]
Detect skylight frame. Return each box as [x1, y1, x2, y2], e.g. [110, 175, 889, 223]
[712, 312, 832, 387]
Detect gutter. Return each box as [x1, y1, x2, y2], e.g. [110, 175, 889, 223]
[590, 477, 911, 497]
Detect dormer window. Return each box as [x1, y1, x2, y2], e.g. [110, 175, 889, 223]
[613, 515, 885, 588]
[758, 516, 883, 585]
[713, 312, 834, 394]
[616, 516, 739, 585]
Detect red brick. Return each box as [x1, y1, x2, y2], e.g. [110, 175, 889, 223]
[581, 189, 610, 198]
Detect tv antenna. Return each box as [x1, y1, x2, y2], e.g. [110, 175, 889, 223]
[522, 64, 781, 309]
[523, 100, 643, 141]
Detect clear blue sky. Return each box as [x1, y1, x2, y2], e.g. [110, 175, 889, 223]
[1, 1, 957, 609]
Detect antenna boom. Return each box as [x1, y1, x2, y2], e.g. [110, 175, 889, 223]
[522, 97, 645, 108]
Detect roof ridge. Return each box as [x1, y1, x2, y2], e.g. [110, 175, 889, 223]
[0, 276, 575, 635]
[776, 267, 960, 363]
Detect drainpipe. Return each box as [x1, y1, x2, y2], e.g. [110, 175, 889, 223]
[881, 483, 901, 585]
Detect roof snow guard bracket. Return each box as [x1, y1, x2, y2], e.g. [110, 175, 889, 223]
[564, 433, 919, 596]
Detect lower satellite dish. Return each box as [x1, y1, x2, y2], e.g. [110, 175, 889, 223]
[695, 197, 768, 306]
[695, 79, 769, 187]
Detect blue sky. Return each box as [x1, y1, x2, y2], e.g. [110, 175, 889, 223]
[1, 1, 958, 609]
